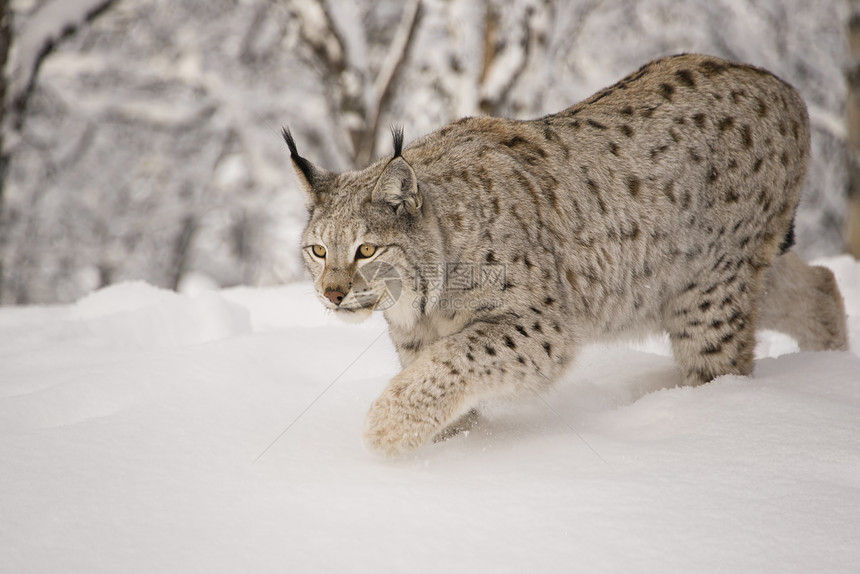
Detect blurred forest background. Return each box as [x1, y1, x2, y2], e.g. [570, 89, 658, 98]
[0, 0, 858, 305]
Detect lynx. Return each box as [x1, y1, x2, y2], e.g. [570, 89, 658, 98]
[285, 54, 848, 456]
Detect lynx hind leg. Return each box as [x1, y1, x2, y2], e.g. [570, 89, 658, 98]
[663, 263, 761, 385]
[758, 252, 848, 351]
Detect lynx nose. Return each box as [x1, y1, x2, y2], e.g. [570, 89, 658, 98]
[324, 289, 346, 306]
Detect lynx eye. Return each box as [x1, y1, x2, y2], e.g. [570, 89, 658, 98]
[311, 245, 326, 258]
[356, 244, 377, 259]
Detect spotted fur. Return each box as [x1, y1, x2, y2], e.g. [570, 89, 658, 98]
[287, 54, 848, 456]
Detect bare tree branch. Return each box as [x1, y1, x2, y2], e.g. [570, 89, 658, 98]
[0, 3, 10, 129]
[846, 2, 860, 257]
[5, 0, 116, 130]
[355, 0, 422, 166]
[168, 214, 198, 291]
[0, 0, 11, 303]
[479, 0, 553, 116]
[290, 0, 366, 165]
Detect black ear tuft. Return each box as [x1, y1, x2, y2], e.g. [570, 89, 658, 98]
[282, 127, 300, 158]
[282, 126, 330, 207]
[282, 126, 316, 187]
[391, 126, 404, 158]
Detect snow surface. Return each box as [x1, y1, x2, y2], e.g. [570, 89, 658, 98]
[2, 257, 860, 573]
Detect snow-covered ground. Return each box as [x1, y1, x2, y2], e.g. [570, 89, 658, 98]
[2, 257, 860, 573]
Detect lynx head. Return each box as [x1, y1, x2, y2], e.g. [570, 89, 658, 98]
[284, 127, 427, 325]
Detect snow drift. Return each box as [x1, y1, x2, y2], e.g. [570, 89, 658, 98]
[1, 257, 859, 573]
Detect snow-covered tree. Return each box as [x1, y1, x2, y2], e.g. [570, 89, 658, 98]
[847, 0, 860, 257]
[0, 0, 851, 304]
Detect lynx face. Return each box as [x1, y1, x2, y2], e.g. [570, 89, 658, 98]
[301, 235, 381, 319]
[287, 127, 431, 327]
[301, 214, 405, 322]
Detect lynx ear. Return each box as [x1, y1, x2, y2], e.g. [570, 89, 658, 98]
[282, 127, 330, 208]
[372, 157, 421, 216]
[371, 127, 421, 216]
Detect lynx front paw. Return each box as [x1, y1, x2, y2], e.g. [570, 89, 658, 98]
[363, 386, 447, 457]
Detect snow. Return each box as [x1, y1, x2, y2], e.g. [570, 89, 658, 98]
[2, 257, 860, 573]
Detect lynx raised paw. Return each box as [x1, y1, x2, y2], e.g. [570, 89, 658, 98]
[363, 386, 446, 457]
